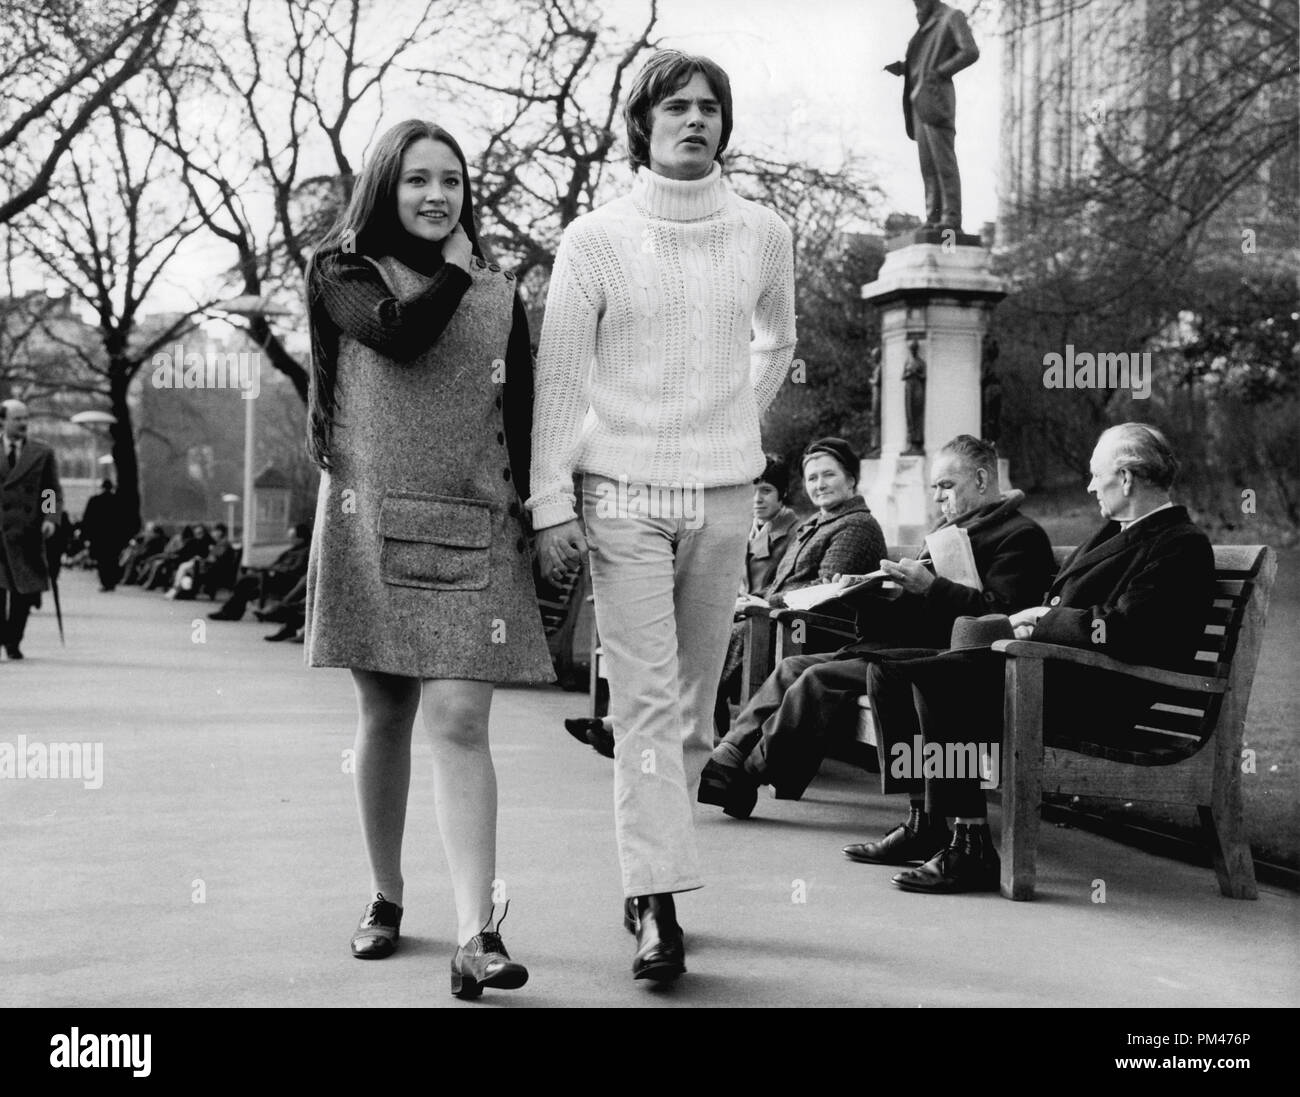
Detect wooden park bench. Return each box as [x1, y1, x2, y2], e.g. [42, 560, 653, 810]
[994, 544, 1274, 901]
[762, 544, 1276, 902]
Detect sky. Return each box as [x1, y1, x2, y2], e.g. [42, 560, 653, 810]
[19, 0, 1004, 319]
[628, 0, 1002, 229]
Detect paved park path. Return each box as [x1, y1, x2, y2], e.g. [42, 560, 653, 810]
[3, 569, 1297, 1008]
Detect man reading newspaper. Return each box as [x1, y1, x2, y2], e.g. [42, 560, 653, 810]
[698, 436, 1054, 820]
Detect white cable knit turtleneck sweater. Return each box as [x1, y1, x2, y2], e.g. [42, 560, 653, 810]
[527, 162, 797, 530]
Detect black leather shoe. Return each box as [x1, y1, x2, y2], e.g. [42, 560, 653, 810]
[264, 623, 298, 641]
[4, 646, 22, 660]
[630, 894, 685, 982]
[892, 824, 1000, 894]
[451, 904, 528, 999]
[697, 758, 758, 819]
[843, 819, 951, 865]
[563, 717, 615, 759]
[350, 893, 402, 959]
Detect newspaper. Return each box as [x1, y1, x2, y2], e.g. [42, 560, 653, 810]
[778, 569, 891, 612]
[924, 525, 982, 591]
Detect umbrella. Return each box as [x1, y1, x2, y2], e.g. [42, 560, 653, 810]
[44, 519, 67, 646]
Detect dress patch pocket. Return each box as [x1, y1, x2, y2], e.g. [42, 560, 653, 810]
[378, 491, 492, 591]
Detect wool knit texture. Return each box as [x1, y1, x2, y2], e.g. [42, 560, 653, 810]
[527, 163, 797, 531]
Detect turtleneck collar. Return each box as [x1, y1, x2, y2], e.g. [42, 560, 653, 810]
[631, 162, 728, 222]
[386, 231, 448, 277]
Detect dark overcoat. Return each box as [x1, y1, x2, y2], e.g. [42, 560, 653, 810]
[764, 496, 886, 600]
[846, 490, 1055, 650]
[869, 505, 1216, 796]
[1, 439, 62, 595]
[902, 2, 978, 137]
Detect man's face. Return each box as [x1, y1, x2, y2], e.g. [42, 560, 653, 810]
[2, 404, 28, 441]
[931, 452, 985, 522]
[648, 72, 722, 181]
[1087, 438, 1131, 521]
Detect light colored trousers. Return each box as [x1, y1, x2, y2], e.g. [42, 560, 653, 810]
[581, 474, 752, 897]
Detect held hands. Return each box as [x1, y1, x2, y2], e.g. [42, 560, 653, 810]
[879, 557, 934, 594]
[537, 519, 588, 585]
[441, 224, 472, 271]
[1008, 605, 1052, 640]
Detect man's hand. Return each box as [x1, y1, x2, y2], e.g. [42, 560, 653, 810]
[884, 60, 906, 76]
[41, 520, 56, 539]
[537, 520, 587, 584]
[1009, 605, 1052, 639]
[441, 224, 473, 271]
[879, 557, 934, 594]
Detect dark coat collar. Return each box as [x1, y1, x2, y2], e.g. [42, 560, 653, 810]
[1052, 504, 1191, 588]
[3, 437, 44, 485]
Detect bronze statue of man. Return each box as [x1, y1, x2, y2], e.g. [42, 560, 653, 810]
[867, 346, 883, 457]
[885, 0, 980, 232]
[902, 339, 926, 454]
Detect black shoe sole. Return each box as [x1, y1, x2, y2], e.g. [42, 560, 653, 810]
[451, 967, 529, 998]
[633, 957, 686, 982]
[891, 871, 1000, 895]
[843, 849, 925, 865]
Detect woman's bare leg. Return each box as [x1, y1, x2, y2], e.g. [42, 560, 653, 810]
[421, 679, 497, 945]
[351, 669, 421, 907]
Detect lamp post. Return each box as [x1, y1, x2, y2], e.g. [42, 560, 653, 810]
[220, 493, 240, 539]
[210, 296, 289, 566]
[70, 409, 118, 490]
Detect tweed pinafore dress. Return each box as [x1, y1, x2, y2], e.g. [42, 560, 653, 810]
[305, 255, 554, 683]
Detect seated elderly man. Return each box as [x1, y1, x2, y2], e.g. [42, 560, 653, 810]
[849, 422, 1214, 894]
[698, 435, 1055, 819]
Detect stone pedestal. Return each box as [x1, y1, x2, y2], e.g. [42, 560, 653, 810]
[860, 234, 1006, 547]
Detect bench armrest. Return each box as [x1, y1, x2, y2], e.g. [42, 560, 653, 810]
[990, 639, 1226, 694]
[769, 608, 855, 634]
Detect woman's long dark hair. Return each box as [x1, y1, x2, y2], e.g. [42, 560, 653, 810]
[306, 120, 486, 470]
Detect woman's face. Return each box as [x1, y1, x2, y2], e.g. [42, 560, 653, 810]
[803, 454, 855, 513]
[752, 481, 782, 522]
[395, 138, 464, 244]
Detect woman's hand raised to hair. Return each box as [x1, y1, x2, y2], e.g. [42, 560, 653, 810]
[441, 224, 472, 271]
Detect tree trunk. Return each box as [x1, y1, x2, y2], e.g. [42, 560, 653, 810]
[108, 367, 142, 537]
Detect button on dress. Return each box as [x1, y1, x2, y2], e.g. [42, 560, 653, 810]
[305, 255, 554, 683]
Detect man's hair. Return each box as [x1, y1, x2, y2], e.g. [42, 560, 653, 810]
[214, 522, 228, 535]
[1102, 422, 1180, 489]
[624, 50, 733, 171]
[940, 435, 999, 478]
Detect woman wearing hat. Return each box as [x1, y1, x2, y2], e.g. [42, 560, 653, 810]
[719, 438, 886, 689]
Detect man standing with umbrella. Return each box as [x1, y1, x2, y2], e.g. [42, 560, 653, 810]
[1, 399, 63, 660]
